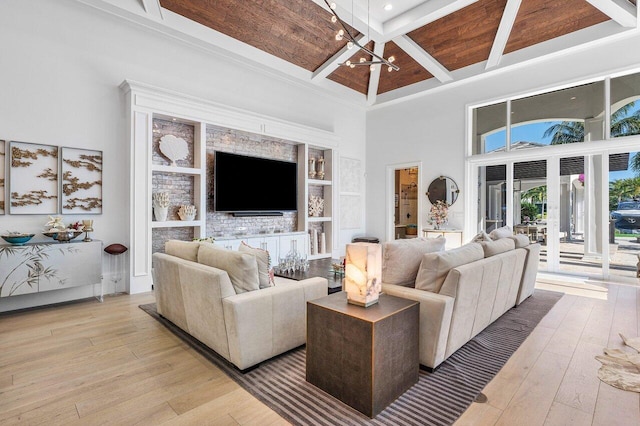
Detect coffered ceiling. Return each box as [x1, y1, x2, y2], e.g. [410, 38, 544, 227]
[82, 0, 638, 106]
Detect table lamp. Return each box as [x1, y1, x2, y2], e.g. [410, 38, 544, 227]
[344, 242, 382, 307]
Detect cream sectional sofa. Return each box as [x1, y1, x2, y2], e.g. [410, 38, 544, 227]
[152, 240, 328, 371]
[381, 233, 540, 369]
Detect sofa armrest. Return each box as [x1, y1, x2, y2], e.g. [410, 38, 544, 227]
[222, 277, 328, 370]
[382, 283, 454, 369]
[152, 252, 236, 361]
[517, 243, 540, 305]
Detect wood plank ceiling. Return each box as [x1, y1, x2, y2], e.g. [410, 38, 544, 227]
[158, 0, 637, 104]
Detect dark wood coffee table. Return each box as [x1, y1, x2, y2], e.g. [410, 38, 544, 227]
[274, 257, 343, 293]
[306, 292, 419, 418]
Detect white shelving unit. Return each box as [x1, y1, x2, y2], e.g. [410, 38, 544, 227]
[150, 118, 207, 237]
[299, 145, 335, 260]
[123, 80, 339, 293]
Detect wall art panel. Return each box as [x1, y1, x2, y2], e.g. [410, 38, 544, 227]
[61, 147, 102, 214]
[0, 140, 5, 215]
[9, 141, 59, 215]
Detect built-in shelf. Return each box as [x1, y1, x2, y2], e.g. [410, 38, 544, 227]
[308, 216, 332, 222]
[124, 80, 339, 293]
[151, 165, 203, 175]
[308, 179, 332, 186]
[151, 220, 204, 228]
[309, 253, 332, 260]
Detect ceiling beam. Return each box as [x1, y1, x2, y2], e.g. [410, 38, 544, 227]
[311, 35, 370, 81]
[367, 42, 385, 106]
[310, 0, 383, 40]
[586, 0, 637, 28]
[486, 0, 522, 70]
[394, 35, 453, 83]
[139, 0, 163, 20]
[381, 0, 479, 42]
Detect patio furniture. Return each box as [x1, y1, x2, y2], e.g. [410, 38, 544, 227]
[515, 224, 546, 243]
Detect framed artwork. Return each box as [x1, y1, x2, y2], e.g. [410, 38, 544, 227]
[0, 140, 5, 215]
[9, 141, 59, 215]
[61, 147, 102, 214]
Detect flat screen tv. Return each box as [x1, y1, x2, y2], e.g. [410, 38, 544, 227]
[214, 151, 298, 214]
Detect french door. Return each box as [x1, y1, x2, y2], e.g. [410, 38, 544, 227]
[467, 142, 640, 282]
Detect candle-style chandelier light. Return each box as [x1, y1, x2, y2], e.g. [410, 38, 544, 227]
[323, 0, 399, 73]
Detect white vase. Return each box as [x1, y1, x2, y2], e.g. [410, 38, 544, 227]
[154, 206, 168, 221]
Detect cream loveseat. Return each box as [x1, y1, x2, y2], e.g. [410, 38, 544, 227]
[381, 231, 540, 369]
[152, 240, 328, 371]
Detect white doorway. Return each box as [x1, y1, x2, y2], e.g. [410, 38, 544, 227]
[386, 162, 422, 242]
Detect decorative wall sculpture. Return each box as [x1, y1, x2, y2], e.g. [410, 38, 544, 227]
[9, 141, 59, 215]
[61, 147, 103, 214]
[0, 140, 5, 215]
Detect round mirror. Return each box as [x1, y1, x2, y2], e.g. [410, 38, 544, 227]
[427, 176, 460, 206]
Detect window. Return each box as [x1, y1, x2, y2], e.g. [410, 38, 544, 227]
[472, 102, 506, 154]
[611, 73, 640, 139]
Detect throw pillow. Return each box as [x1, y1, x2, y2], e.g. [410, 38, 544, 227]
[197, 243, 260, 294]
[165, 240, 200, 262]
[415, 242, 485, 293]
[489, 225, 512, 240]
[382, 237, 446, 286]
[508, 234, 531, 248]
[239, 241, 275, 289]
[479, 238, 515, 257]
[470, 230, 491, 243]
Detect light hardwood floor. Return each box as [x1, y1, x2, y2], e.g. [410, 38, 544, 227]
[1, 280, 639, 425]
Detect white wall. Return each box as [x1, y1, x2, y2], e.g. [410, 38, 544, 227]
[0, 0, 366, 311]
[366, 29, 640, 242]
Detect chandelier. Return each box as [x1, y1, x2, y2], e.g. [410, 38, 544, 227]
[324, 0, 399, 73]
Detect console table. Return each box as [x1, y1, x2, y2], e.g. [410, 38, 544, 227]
[422, 228, 463, 249]
[0, 240, 103, 300]
[306, 292, 419, 417]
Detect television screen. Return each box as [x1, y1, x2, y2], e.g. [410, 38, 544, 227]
[214, 151, 298, 213]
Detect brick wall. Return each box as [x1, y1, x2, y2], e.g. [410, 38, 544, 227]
[205, 124, 299, 237]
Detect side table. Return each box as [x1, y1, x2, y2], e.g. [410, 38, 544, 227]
[306, 292, 419, 418]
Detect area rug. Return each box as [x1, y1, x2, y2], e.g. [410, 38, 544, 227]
[140, 289, 562, 426]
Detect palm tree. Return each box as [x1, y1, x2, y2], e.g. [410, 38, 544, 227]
[611, 103, 640, 138]
[521, 186, 547, 219]
[544, 101, 640, 173]
[543, 121, 584, 144]
[609, 177, 640, 210]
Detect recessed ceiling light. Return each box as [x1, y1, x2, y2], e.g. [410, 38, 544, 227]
[384, 4, 393, 11]
[570, 96, 577, 100]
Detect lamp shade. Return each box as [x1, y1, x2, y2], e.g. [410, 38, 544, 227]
[345, 242, 382, 307]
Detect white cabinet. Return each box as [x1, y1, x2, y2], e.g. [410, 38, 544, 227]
[215, 232, 307, 263]
[247, 236, 279, 258]
[218, 238, 243, 251]
[422, 229, 463, 250]
[0, 241, 103, 299]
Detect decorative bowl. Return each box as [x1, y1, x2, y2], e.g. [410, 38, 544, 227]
[1, 234, 35, 245]
[43, 231, 83, 242]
